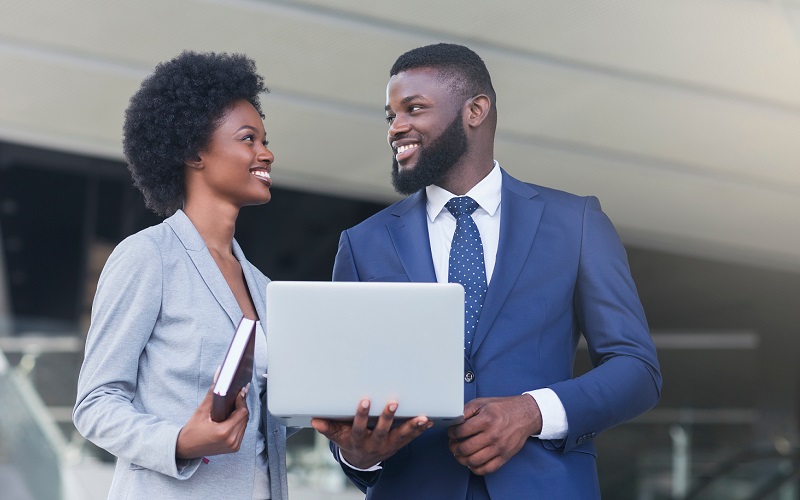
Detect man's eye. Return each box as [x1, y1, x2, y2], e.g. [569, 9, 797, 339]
[409, 105, 422, 112]
[386, 115, 395, 124]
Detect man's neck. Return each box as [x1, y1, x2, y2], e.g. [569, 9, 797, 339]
[436, 158, 494, 196]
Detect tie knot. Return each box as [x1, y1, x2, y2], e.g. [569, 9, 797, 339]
[445, 196, 479, 218]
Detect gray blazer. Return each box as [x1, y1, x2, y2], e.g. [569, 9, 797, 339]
[74, 210, 289, 499]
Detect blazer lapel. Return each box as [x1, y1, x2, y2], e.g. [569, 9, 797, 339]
[165, 210, 242, 327]
[387, 191, 438, 283]
[470, 172, 544, 356]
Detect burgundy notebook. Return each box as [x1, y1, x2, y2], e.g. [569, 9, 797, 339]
[211, 317, 256, 422]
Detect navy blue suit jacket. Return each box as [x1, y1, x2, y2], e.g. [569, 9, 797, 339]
[331, 169, 661, 499]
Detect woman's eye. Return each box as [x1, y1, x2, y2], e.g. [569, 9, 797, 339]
[242, 134, 254, 142]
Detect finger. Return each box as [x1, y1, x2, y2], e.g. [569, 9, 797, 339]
[350, 399, 371, 442]
[451, 451, 469, 468]
[223, 422, 248, 453]
[235, 403, 251, 435]
[450, 432, 492, 459]
[448, 414, 483, 441]
[227, 385, 250, 424]
[312, 419, 353, 443]
[469, 454, 507, 476]
[198, 385, 215, 412]
[447, 421, 463, 440]
[200, 371, 221, 411]
[449, 437, 460, 457]
[393, 416, 432, 445]
[371, 401, 398, 439]
[459, 441, 499, 469]
[449, 441, 475, 468]
[449, 400, 487, 439]
[462, 398, 485, 419]
[235, 384, 249, 410]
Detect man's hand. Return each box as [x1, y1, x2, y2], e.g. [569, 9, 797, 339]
[175, 382, 250, 459]
[311, 399, 433, 469]
[447, 395, 542, 475]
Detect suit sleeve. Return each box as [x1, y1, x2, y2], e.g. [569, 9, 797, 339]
[549, 196, 662, 453]
[72, 235, 202, 479]
[332, 230, 361, 282]
[328, 230, 382, 490]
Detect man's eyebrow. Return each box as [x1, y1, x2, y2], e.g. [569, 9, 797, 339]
[385, 95, 425, 113]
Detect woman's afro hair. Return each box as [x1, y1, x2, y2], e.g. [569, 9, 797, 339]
[122, 51, 268, 217]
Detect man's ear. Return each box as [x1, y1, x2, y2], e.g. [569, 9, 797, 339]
[466, 94, 492, 128]
[185, 155, 204, 170]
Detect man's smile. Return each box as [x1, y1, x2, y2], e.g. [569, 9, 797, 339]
[393, 142, 420, 162]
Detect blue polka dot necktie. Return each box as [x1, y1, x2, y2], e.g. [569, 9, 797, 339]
[446, 196, 488, 351]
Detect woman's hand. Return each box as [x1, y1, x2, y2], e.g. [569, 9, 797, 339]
[175, 382, 250, 459]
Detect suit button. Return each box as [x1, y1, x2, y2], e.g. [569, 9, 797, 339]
[464, 371, 475, 383]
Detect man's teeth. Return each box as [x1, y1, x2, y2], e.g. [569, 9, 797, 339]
[397, 144, 418, 154]
[252, 171, 270, 180]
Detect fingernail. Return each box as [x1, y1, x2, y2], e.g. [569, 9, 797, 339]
[389, 403, 398, 412]
[427, 422, 434, 429]
[361, 400, 369, 409]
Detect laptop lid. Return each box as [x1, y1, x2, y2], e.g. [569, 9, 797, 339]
[265, 281, 465, 427]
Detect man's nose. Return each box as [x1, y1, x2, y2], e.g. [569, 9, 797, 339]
[388, 114, 411, 139]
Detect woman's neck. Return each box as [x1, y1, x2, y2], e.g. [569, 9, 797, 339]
[182, 201, 239, 257]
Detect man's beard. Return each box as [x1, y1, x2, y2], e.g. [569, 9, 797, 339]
[391, 114, 468, 195]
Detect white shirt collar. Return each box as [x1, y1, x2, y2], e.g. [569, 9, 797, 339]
[425, 161, 502, 222]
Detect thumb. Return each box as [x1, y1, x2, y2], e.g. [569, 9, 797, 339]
[200, 371, 220, 409]
[310, 418, 330, 434]
[463, 398, 483, 420]
[233, 383, 250, 411]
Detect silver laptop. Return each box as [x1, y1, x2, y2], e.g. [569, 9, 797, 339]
[265, 281, 465, 427]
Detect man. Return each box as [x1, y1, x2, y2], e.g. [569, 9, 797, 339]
[311, 43, 661, 499]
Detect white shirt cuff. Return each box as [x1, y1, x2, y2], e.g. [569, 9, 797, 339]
[525, 388, 568, 440]
[338, 449, 382, 472]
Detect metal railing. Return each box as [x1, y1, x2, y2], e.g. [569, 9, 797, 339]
[0, 348, 67, 500]
[683, 443, 800, 500]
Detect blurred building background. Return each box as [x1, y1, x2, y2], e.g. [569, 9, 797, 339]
[1, 1, 800, 499]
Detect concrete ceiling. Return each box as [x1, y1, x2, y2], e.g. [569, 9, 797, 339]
[2, 0, 799, 272]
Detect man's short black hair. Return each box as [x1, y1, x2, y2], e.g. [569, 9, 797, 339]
[390, 43, 496, 107]
[122, 51, 268, 217]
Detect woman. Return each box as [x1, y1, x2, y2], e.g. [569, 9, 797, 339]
[73, 51, 287, 499]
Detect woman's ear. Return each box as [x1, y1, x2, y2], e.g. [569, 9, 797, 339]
[466, 94, 492, 128]
[185, 155, 204, 170]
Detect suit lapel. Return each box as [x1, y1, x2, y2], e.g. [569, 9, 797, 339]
[470, 172, 544, 356]
[387, 192, 438, 283]
[166, 210, 242, 327]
